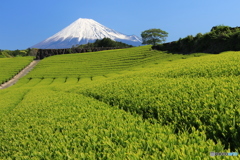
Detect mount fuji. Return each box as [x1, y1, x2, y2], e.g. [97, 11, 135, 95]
[31, 18, 142, 49]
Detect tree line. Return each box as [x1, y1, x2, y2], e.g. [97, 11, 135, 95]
[75, 38, 133, 48]
[152, 25, 240, 54]
[0, 49, 29, 58]
[35, 38, 133, 59]
[0, 38, 133, 59]
[5, 25, 238, 58]
[35, 46, 129, 60]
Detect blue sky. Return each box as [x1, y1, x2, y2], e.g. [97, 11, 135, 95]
[1, 0, 240, 50]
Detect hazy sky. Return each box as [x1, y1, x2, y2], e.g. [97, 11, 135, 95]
[1, 0, 240, 50]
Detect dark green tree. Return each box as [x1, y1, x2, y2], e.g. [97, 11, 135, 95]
[141, 28, 168, 46]
[97, 38, 115, 47]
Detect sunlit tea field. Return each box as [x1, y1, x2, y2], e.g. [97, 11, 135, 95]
[0, 57, 33, 84]
[0, 46, 239, 159]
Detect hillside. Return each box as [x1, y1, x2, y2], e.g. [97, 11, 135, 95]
[0, 46, 239, 159]
[0, 51, 11, 58]
[24, 46, 206, 79]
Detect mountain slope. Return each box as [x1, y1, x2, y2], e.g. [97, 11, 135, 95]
[31, 18, 142, 49]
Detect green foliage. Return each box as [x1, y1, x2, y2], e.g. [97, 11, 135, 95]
[73, 51, 240, 151]
[77, 38, 133, 48]
[0, 88, 224, 159]
[0, 49, 31, 58]
[27, 48, 38, 56]
[0, 57, 33, 84]
[0, 50, 12, 58]
[94, 38, 132, 47]
[0, 46, 240, 158]
[210, 25, 231, 33]
[24, 46, 186, 79]
[11, 49, 24, 57]
[141, 28, 168, 46]
[153, 25, 240, 54]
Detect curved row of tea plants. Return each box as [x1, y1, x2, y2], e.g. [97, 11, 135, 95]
[65, 51, 240, 151]
[24, 46, 206, 79]
[0, 47, 239, 159]
[0, 87, 225, 159]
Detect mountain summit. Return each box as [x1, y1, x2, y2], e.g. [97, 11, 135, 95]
[31, 18, 142, 49]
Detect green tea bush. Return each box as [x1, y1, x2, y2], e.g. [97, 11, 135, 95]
[1, 46, 239, 158]
[0, 88, 225, 159]
[0, 57, 33, 84]
[75, 51, 240, 151]
[24, 46, 200, 80]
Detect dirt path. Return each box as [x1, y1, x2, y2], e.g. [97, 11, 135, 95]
[0, 60, 40, 89]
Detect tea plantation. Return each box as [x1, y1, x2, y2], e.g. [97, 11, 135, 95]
[0, 46, 239, 159]
[0, 57, 33, 84]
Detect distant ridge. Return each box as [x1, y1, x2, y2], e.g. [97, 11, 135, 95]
[31, 18, 142, 49]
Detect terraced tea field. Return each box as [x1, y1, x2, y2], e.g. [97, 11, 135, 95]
[0, 46, 239, 159]
[0, 57, 33, 84]
[23, 46, 205, 79]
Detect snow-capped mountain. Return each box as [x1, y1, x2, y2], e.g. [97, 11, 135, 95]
[31, 18, 142, 49]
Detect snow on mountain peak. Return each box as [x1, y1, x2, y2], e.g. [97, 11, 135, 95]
[31, 18, 142, 49]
